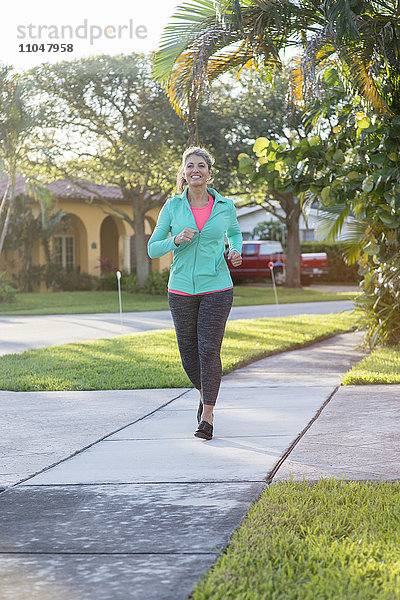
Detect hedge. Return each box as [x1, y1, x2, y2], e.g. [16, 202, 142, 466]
[300, 241, 360, 283]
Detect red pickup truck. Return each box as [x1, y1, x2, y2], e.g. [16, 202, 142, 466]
[225, 240, 329, 285]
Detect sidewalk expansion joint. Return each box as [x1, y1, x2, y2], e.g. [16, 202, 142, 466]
[104, 435, 289, 441]
[10, 389, 191, 490]
[265, 385, 340, 484]
[16, 480, 266, 488]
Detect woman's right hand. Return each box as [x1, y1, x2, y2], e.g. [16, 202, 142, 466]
[174, 228, 198, 246]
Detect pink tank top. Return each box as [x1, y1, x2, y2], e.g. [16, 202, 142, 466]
[190, 193, 214, 231]
[169, 194, 233, 296]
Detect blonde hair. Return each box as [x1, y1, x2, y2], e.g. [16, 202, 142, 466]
[176, 146, 214, 194]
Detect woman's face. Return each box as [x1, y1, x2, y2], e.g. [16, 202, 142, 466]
[184, 154, 211, 188]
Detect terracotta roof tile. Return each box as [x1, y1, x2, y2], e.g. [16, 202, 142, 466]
[48, 179, 123, 199]
[0, 175, 32, 198]
[0, 175, 123, 201]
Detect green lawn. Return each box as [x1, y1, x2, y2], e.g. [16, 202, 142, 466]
[0, 312, 356, 391]
[0, 286, 357, 316]
[191, 479, 400, 600]
[343, 343, 400, 384]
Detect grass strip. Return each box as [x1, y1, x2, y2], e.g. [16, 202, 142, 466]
[191, 479, 400, 600]
[0, 287, 357, 316]
[0, 312, 356, 391]
[342, 344, 400, 385]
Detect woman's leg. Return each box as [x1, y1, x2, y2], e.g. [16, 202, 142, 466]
[168, 292, 202, 390]
[197, 289, 234, 421]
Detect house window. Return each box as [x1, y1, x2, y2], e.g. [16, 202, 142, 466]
[54, 236, 75, 270]
[302, 230, 315, 242]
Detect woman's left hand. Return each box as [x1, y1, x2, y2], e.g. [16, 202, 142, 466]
[227, 250, 242, 267]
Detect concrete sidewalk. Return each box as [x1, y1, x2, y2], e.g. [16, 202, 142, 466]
[0, 331, 381, 600]
[272, 384, 400, 483]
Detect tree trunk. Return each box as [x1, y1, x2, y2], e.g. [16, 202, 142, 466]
[132, 206, 150, 287]
[0, 183, 15, 257]
[0, 177, 10, 224]
[21, 221, 35, 292]
[283, 200, 302, 288]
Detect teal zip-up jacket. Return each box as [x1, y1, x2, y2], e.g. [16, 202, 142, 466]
[147, 187, 243, 294]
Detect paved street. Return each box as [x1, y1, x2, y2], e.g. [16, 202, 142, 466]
[0, 300, 353, 355]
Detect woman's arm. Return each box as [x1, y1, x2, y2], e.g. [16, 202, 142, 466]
[226, 203, 243, 255]
[147, 202, 178, 259]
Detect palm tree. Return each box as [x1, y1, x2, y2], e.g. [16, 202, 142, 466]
[153, 0, 400, 139]
[154, 0, 400, 333]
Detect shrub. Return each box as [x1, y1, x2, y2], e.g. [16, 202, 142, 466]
[300, 241, 360, 283]
[122, 269, 169, 295]
[19, 265, 47, 292]
[121, 272, 139, 293]
[356, 241, 400, 348]
[99, 269, 131, 291]
[0, 271, 17, 303]
[99, 256, 117, 274]
[61, 270, 101, 291]
[100, 271, 119, 291]
[143, 270, 169, 295]
[45, 265, 100, 291]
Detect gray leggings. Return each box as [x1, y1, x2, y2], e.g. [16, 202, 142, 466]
[168, 288, 234, 406]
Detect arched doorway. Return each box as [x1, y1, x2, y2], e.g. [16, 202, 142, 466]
[53, 213, 88, 273]
[100, 216, 119, 272]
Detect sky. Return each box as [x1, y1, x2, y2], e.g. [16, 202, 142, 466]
[0, 0, 182, 72]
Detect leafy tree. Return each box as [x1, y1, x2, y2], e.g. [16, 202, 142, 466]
[0, 65, 48, 257]
[196, 71, 301, 195]
[239, 132, 326, 287]
[25, 53, 189, 286]
[252, 220, 286, 243]
[208, 69, 314, 287]
[245, 69, 400, 343]
[300, 76, 400, 346]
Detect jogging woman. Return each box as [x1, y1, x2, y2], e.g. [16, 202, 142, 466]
[147, 147, 243, 440]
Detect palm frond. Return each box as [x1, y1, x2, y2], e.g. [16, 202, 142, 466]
[294, 33, 336, 102]
[152, 1, 222, 84]
[315, 205, 372, 263]
[17, 173, 56, 227]
[339, 45, 393, 115]
[315, 204, 350, 242]
[207, 39, 280, 83]
[324, 0, 360, 41]
[153, 1, 246, 119]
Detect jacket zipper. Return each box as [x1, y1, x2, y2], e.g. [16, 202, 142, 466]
[186, 193, 220, 294]
[192, 231, 200, 293]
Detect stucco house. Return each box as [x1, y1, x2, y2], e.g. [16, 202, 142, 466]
[235, 203, 322, 242]
[0, 175, 171, 289]
[235, 201, 355, 243]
